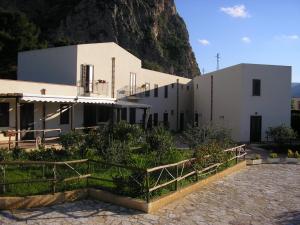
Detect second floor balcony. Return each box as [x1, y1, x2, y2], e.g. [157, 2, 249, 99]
[117, 85, 145, 100]
[77, 80, 109, 97]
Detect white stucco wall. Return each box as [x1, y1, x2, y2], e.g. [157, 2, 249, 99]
[193, 64, 291, 142]
[18, 45, 78, 85]
[239, 64, 291, 142]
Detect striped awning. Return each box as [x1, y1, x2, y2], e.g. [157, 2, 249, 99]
[21, 94, 116, 105]
[22, 94, 76, 103]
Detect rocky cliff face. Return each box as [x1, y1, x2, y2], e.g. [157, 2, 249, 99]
[0, 0, 200, 78]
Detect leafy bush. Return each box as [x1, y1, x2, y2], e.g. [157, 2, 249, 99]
[0, 148, 9, 161]
[59, 131, 83, 153]
[269, 152, 278, 158]
[146, 126, 175, 164]
[287, 149, 294, 158]
[182, 124, 234, 149]
[266, 125, 297, 144]
[194, 142, 228, 169]
[295, 151, 300, 159]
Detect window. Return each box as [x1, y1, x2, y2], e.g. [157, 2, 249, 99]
[60, 104, 70, 125]
[163, 113, 169, 128]
[130, 73, 136, 95]
[196, 84, 199, 89]
[187, 85, 190, 91]
[145, 83, 150, 97]
[81, 64, 94, 93]
[153, 113, 158, 126]
[252, 79, 261, 96]
[154, 84, 158, 97]
[164, 86, 168, 98]
[0, 103, 9, 127]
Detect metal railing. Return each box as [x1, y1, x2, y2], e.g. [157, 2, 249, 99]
[77, 80, 109, 97]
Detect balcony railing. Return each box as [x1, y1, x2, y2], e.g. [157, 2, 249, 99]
[77, 80, 109, 97]
[117, 85, 145, 99]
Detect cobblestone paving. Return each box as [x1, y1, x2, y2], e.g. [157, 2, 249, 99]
[0, 164, 299, 225]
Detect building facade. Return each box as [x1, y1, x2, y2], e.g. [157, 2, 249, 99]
[0, 43, 292, 145]
[193, 64, 291, 142]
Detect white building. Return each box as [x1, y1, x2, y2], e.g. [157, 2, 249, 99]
[193, 64, 291, 142]
[0, 43, 291, 146]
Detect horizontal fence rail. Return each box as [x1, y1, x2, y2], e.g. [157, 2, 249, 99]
[0, 145, 246, 202]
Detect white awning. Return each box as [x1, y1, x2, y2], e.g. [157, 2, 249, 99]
[22, 94, 76, 103]
[116, 100, 151, 108]
[21, 94, 116, 105]
[76, 96, 116, 104]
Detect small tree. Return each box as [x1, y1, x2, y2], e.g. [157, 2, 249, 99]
[266, 125, 297, 144]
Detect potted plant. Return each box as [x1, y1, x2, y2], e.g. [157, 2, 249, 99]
[268, 152, 280, 163]
[285, 149, 298, 163]
[247, 154, 262, 165]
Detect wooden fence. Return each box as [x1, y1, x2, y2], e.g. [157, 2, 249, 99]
[0, 145, 246, 201]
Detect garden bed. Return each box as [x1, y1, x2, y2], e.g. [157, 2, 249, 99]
[0, 160, 246, 212]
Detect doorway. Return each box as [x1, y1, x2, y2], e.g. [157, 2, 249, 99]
[250, 116, 262, 142]
[20, 103, 34, 140]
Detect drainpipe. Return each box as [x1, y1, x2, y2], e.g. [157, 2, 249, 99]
[15, 97, 19, 148]
[176, 79, 179, 130]
[111, 57, 115, 98]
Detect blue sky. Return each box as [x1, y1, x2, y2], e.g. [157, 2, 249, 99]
[175, 0, 300, 82]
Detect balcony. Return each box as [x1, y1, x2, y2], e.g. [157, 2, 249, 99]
[77, 80, 109, 97]
[117, 85, 145, 100]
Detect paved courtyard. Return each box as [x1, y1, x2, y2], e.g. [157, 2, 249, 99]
[0, 164, 299, 225]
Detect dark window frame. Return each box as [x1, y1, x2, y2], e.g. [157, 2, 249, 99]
[0, 103, 9, 127]
[252, 79, 261, 96]
[154, 84, 158, 97]
[164, 85, 168, 98]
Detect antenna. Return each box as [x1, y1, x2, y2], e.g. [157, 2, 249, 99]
[216, 53, 220, 70]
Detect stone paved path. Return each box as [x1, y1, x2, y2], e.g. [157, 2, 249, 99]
[0, 164, 299, 225]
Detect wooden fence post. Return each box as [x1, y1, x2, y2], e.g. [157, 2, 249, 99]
[146, 171, 150, 203]
[175, 164, 179, 190]
[87, 160, 90, 187]
[2, 166, 6, 194]
[52, 164, 57, 194]
[235, 148, 238, 164]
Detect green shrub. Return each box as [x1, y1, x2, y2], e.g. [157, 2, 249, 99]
[194, 142, 228, 169]
[146, 126, 175, 164]
[269, 152, 278, 158]
[59, 131, 83, 153]
[287, 149, 294, 158]
[295, 151, 300, 158]
[182, 124, 234, 149]
[0, 148, 9, 161]
[266, 125, 297, 144]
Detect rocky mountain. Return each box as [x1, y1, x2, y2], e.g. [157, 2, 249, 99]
[0, 0, 200, 79]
